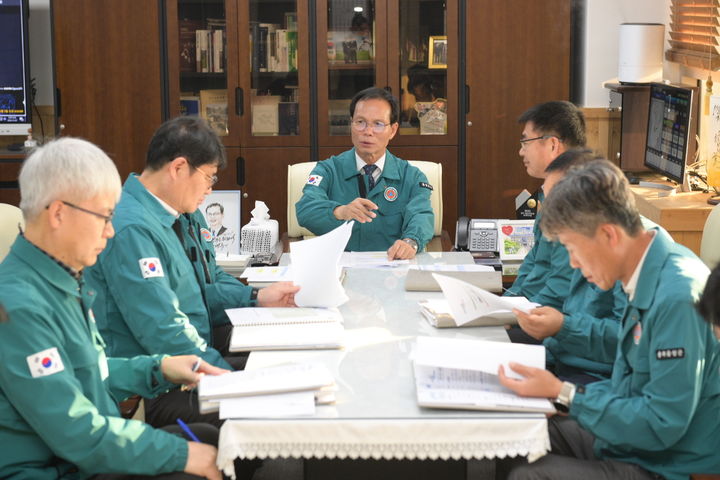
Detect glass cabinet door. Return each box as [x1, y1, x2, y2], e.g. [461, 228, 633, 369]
[388, 0, 457, 145]
[168, 0, 239, 142]
[238, 0, 310, 147]
[317, 0, 388, 146]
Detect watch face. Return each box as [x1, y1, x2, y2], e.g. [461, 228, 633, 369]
[552, 401, 568, 414]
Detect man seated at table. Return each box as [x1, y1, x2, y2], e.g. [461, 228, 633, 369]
[86, 117, 299, 427]
[0, 137, 225, 480]
[513, 149, 627, 384]
[499, 159, 720, 480]
[295, 87, 434, 259]
[503, 101, 586, 310]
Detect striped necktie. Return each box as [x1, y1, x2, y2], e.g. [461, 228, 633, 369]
[363, 164, 377, 191]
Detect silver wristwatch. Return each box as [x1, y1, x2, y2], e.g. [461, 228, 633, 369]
[553, 381, 576, 413]
[402, 238, 418, 251]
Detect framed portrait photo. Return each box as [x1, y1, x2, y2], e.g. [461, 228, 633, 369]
[199, 190, 242, 256]
[428, 35, 447, 69]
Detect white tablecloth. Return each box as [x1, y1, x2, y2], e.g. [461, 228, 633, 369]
[218, 416, 549, 476]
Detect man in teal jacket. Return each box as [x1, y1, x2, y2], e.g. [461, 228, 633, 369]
[504, 101, 586, 311]
[0, 137, 224, 479]
[85, 117, 299, 427]
[500, 160, 720, 480]
[296, 87, 434, 258]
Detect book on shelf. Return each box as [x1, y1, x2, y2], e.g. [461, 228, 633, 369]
[285, 11, 297, 31]
[227, 306, 344, 352]
[179, 96, 200, 116]
[212, 29, 225, 73]
[195, 29, 210, 73]
[251, 95, 281, 135]
[404, 264, 501, 292]
[278, 102, 299, 135]
[199, 89, 228, 136]
[413, 336, 555, 413]
[179, 19, 202, 72]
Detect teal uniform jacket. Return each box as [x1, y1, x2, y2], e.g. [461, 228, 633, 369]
[504, 192, 573, 309]
[86, 174, 254, 370]
[0, 236, 186, 479]
[569, 229, 720, 479]
[295, 149, 435, 252]
[544, 270, 626, 379]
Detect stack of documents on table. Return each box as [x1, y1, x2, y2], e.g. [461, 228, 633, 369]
[198, 362, 336, 418]
[405, 264, 501, 292]
[216, 254, 252, 277]
[290, 221, 353, 307]
[339, 251, 410, 268]
[412, 336, 555, 413]
[226, 307, 345, 351]
[420, 274, 539, 327]
[240, 265, 293, 287]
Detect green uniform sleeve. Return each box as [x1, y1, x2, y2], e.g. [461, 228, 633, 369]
[107, 355, 174, 401]
[295, 162, 345, 236]
[571, 297, 708, 451]
[400, 168, 434, 251]
[0, 308, 188, 475]
[205, 252, 254, 326]
[529, 241, 572, 309]
[98, 226, 229, 369]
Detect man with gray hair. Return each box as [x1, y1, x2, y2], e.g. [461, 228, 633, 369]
[499, 160, 720, 479]
[0, 138, 225, 479]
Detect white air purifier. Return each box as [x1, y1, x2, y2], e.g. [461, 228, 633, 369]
[618, 23, 664, 83]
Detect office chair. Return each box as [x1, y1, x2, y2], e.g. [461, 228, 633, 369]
[700, 203, 720, 268]
[0, 203, 24, 262]
[287, 160, 443, 239]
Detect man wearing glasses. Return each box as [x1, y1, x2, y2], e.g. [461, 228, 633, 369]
[296, 87, 434, 259]
[504, 101, 586, 319]
[86, 117, 299, 428]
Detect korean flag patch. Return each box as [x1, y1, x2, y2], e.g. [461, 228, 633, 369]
[139, 258, 164, 279]
[27, 347, 65, 378]
[307, 175, 323, 186]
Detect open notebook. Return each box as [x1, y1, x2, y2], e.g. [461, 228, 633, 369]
[226, 307, 345, 352]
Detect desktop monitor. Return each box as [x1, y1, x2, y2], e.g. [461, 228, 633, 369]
[644, 83, 694, 185]
[0, 0, 32, 136]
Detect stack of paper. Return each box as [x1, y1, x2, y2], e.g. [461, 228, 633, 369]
[240, 265, 293, 287]
[423, 274, 538, 327]
[216, 254, 252, 277]
[412, 336, 554, 413]
[226, 307, 345, 352]
[405, 264, 501, 292]
[339, 251, 410, 268]
[198, 362, 336, 418]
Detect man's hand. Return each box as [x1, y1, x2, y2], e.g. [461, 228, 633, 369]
[498, 362, 563, 399]
[514, 306, 565, 340]
[333, 198, 378, 223]
[161, 355, 229, 388]
[185, 441, 222, 480]
[387, 239, 417, 260]
[257, 281, 300, 307]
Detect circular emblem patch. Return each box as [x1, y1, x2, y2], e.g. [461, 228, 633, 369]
[200, 228, 213, 242]
[384, 186, 398, 202]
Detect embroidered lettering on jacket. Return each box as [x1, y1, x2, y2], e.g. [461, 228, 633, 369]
[656, 348, 685, 360]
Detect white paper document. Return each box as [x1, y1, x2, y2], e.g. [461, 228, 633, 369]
[198, 362, 334, 401]
[432, 273, 538, 326]
[409, 264, 495, 272]
[290, 222, 353, 307]
[218, 391, 317, 419]
[240, 266, 293, 282]
[340, 251, 410, 268]
[225, 307, 342, 327]
[412, 336, 554, 413]
[230, 322, 345, 352]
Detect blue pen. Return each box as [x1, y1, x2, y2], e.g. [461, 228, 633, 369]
[176, 418, 200, 442]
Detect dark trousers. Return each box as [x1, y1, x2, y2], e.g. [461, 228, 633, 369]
[144, 323, 248, 429]
[92, 424, 217, 479]
[506, 417, 662, 480]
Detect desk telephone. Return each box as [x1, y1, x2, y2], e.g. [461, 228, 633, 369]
[455, 217, 499, 252]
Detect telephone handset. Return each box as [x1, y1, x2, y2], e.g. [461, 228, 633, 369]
[455, 217, 499, 252]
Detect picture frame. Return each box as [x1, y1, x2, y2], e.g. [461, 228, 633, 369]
[427, 35, 447, 69]
[497, 220, 535, 261]
[199, 190, 242, 256]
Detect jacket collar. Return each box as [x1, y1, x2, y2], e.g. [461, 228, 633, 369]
[341, 148, 401, 181]
[10, 235, 81, 298]
[123, 173, 177, 228]
[628, 227, 673, 311]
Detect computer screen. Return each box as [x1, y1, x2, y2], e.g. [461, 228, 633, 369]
[0, 0, 31, 136]
[644, 83, 694, 184]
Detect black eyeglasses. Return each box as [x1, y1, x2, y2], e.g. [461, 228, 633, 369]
[519, 135, 555, 149]
[351, 119, 391, 133]
[59, 200, 114, 226]
[190, 163, 218, 186]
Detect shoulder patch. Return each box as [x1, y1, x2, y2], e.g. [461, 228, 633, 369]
[419, 182, 433, 191]
[200, 228, 213, 242]
[656, 347, 685, 360]
[27, 347, 65, 378]
[307, 175, 323, 186]
[139, 258, 164, 279]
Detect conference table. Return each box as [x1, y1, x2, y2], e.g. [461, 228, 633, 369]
[217, 252, 549, 478]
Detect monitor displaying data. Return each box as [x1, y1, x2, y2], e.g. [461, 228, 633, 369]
[644, 83, 693, 184]
[0, 0, 31, 136]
